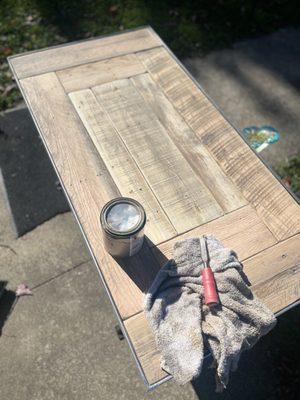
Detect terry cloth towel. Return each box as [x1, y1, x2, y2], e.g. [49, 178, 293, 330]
[144, 235, 276, 391]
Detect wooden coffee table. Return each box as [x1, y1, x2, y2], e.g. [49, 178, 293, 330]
[9, 27, 300, 389]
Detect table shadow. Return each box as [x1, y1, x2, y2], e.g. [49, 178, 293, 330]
[191, 305, 300, 400]
[113, 235, 168, 293]
[0, 281, 17, 336]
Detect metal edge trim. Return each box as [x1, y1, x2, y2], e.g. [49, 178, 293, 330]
[7, 25, 157, 61]
[275, 299, 300, 317]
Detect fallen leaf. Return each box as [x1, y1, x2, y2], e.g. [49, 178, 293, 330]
[3, 47, 13, 56]
[282, 176, 291, 188]
[3, 83, 17, 96]
[109, 4, 119, 14]
[16, 283, 33, 297]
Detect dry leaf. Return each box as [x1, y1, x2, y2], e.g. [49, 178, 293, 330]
[16, 283, 33, 297]
[282, 176, 291, 188]
[109, 4, 119, 14]
[3, 83, 17, 96]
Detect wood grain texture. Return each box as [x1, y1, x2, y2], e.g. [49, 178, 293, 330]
[152, 205, 276, 265]
[93, 78, 223, 234]
[253, 264, 300, 314]
[131, 73, 247, 213]
[10, 28, 162, 79]
[19, 73, 161, 319]
[244, 235, 300, 312]
[69, 88, 176, 244]
[58, 54, 146, 93]
[244, 234, 300, 285]
[125, 234, 300, 386]
[137, 47, 300, 241]
[124, 312, 167, 385]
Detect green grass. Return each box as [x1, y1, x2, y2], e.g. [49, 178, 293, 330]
[1, 0, 299, 111]
[277, 156, 300, 198]
[0, 0, 63, 110]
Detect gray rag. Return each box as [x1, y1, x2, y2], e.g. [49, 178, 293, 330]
[144, 235, 276, 390]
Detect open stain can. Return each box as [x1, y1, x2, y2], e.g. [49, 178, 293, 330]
[100, 197, 146, 258]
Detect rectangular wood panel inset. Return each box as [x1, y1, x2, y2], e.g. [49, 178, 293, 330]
[137, 47, 300, 241]
[58, 54, 146, 93]
[69, 88, 176, 244]
[131, 73, 247, 213]
[93, 78, 223, 234]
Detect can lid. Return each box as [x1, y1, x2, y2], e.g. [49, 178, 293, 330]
[100, 197, 146, 236]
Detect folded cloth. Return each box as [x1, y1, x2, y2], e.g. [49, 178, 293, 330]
[144, 235, 276, 390]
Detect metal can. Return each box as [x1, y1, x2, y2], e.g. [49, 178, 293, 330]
[100, 197, 146, 258]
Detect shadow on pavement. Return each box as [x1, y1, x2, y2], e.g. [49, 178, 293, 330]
[0, 281, 16, 336]
[184, 28, 300, 167]
[0, 108, 69, 237]
[191, 304, 300, 400]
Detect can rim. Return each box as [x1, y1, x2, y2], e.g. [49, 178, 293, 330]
[100, 197, 146, 237]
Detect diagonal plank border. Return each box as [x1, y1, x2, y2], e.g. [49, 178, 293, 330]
[137, 46, 300, 241]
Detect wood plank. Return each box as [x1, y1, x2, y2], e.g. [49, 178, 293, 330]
[244, 234, 300, 285]
[152, 205, 276, 265]
[137, 47, 300, 241]
[253, 264, 300, 314]
[131, 73, 247, 213]
[124, 312, 167, 386]
[69, 88, 176, 244]
[19, 73, 161, 319]
[125, 234, 300, 386]
[58, 54, 146, 93]
[93, 78, 223, 234]
[9, 28, 163, 79]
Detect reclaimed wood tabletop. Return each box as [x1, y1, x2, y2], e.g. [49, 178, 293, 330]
[9, 27, 300, 389]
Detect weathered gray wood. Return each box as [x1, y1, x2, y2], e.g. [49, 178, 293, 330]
[59, 54, 146, 93]
[69, 88, 176, 244]
[10, 28, 163, 79]
[244, 234, 300, 285]
[153, 205, 276, 264]
[93, 78, 223, 234]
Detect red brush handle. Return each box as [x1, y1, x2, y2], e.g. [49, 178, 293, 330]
[202, 267, 219, 306]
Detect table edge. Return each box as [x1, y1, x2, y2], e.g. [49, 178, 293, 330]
[7, 25, 157, 61]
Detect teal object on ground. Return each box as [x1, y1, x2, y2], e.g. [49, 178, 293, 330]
[242, 125, 280, 152]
